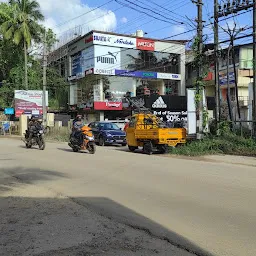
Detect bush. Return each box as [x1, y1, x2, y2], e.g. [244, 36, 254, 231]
[170, 133, 256, 157]
[45, 126, 70, 142]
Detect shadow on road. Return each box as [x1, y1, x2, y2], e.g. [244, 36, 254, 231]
[0, 195, 214, 256]
[0, 167, 69, 192]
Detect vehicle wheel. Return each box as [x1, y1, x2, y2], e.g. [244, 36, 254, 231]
[128, 145, 138, 152]
[88, 143, 96, 154]
[26, 143, 32, 148]
[143, 142, 153, 155]
[73, 147, 79, 152]
[122, 143, 127, 147]
[98, 136, 105, 146]
[157, 145, 168, 154]
[38, 139, 45, 150]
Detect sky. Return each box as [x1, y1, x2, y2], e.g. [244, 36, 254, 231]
[0, 0, 254, 48]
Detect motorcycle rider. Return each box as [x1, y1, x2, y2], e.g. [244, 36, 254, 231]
[71, 115, 84, 145]
[27, 115, 39, 140]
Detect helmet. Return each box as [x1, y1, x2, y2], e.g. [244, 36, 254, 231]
[76, 114, 82, 121]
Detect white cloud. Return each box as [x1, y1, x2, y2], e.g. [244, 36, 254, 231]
[121, 17, 128, 24]
[40, 0, 117, 35]
[0, 0, 117, 43]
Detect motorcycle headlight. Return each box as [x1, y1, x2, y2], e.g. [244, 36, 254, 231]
[39, 130, 44, 134]
[85, 135, 94, 141]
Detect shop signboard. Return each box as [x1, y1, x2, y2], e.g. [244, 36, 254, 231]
[219, 71, 235, 85]
[71, 46, 94, 78]
[94, 101, 123, 110]
[136, 38, 155, 51]
[93, 32, 136, 49]
[157, 73, 181, 80]
[14, 90, 48, 117]
[4, 108, 14, 115]
[115, 69, 157, 79]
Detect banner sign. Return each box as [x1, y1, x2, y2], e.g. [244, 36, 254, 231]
[93, 32, 136, 49]
[94, 45, 121, 73]
[115, 70, 157, 79]
[136, 38, 155, 51]
[94, 101, 123, 110]
[152, 110, 187, 123]
[14, 90, 48, 117]
[157, 73, 181, 80]
[115, 70, 181, 80]
[219, 71, 235, 85]
[4, 108, 14, 115]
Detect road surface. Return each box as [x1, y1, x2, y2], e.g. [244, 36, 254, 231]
[0, 138, 256, 256]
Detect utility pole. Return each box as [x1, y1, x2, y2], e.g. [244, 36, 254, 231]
[194, 0, 204, 138]
[226, 44, 234, 123]
[42, 30, 47, 126]
[253, 0, 256, 136]
[214, 0, 220, 126]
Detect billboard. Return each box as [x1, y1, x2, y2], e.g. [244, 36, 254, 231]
[14, 90, 48, 117]
[71, 46, 94, 78]
[94, 45, 121, 75]
[93, 32, 136, 49]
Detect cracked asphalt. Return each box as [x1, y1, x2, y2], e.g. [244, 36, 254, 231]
[1, 138, 256, 256]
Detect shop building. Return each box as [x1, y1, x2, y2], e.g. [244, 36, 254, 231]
[48, 30, 186, 122]
[186, 43, 253, 120]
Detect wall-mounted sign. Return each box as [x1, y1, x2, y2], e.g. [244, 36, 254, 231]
[115, 69, 157, 79]
[94, 101, 123, 110]
[157, 73, 181, 80]
[94, 45, 121, 72]
[4, 108, 14, 115]
[93, 32, 136, 49]
[136, 38, 155, 51]
[219, 72, 235, 86]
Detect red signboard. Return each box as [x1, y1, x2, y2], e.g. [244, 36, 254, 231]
[136, 38, 155, 51]
[94, 101, 123, 110]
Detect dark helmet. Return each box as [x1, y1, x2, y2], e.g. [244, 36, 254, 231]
[76, 114, 82, 121]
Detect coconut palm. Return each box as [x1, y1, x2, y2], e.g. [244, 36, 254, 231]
[0, 0, 44, 89]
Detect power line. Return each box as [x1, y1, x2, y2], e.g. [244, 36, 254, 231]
[115, 0, 184, 25]
[53, 0, 114, 28]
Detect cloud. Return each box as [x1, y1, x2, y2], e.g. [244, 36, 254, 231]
[121, 17, 128, 23]
[0, 0, 117, 43]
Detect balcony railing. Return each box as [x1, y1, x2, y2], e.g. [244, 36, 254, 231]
[231, 96, 249, 106]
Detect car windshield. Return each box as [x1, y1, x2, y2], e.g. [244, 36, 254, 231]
[99, 123, 120, 130]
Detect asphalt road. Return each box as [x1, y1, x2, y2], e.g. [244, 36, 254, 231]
[1, 138, 256, 256]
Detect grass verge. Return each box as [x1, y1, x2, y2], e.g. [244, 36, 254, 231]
[170, 134, 256, 157]
[45, 127, 70, 142]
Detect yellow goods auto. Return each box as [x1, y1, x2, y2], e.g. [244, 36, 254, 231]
[126, 113, 186, 155]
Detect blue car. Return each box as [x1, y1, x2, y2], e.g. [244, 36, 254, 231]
[88, 121, 127, 146]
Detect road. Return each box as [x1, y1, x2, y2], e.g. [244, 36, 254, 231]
[1, 138, 256, 256]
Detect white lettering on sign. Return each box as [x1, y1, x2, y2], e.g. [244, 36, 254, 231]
[106, 102, 121, 108]
[138, 41, 154, 48]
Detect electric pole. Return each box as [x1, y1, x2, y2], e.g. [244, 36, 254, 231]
[194, 0, 204, 138]
[214, 0, 220, 126]
[42, 30, 47, 126]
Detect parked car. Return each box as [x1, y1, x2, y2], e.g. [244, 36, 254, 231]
[88, 121, 127, 146]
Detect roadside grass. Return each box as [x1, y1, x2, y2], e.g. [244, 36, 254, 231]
[170, 133, 256, 157]
[45, 127, 70, 142]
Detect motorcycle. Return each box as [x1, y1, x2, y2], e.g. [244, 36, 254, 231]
[24, 124, 45, 150]
[68, 125, 96, 154]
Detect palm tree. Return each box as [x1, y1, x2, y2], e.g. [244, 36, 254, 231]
[0, 0, 44, 89]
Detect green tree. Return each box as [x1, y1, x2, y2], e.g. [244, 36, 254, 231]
[0, 0, 44, 89]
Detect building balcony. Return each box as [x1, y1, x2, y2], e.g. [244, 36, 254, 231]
[231, 96, 249, 107]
